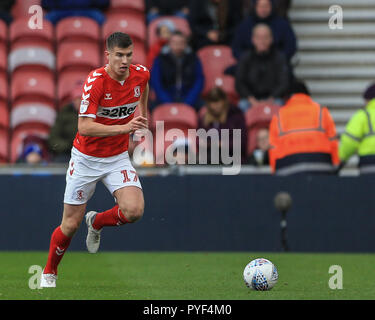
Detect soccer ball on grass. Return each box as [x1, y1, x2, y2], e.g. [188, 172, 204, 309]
[243, 258, 278, 291]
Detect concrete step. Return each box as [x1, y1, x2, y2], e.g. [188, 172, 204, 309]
[296, 52, 375, 65]
[292, 0, 375, 9]
[330, 109, 356, 122]
[290, 9, 375, 22]
[314, 96, 364, 108]
[293, 23, 375, 37]
[307, 80, 371, 95]
[298, 38, 375, 51]
[295, 65, 375, 79]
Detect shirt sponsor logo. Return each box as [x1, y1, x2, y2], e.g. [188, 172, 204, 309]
[97, 101, 139, 119]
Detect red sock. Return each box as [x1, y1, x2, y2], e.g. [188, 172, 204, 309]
[44, 226, 72, 275]
[92, 205, 129, 230]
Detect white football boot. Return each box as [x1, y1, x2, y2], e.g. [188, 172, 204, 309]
[85, 211, 102, 253]
[40, 271, 57, 288]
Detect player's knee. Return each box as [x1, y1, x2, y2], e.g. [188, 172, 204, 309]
[120, 202, 144, 223]
[61, 217, 81, 236]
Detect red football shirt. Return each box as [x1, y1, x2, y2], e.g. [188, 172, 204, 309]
[73, 64, 150, 157]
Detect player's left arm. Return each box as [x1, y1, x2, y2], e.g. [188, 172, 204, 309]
[139, 82, 149, 127]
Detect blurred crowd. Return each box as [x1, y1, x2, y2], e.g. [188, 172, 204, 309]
[1, 0, 375, 175]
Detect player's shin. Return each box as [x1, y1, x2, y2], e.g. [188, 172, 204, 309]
[92, 204, 129, 230]
[44, 226, 72, 275]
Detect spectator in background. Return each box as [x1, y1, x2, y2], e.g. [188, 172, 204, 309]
[146, 0, 189, 24]
[48, 81, 82, 162]
[17, 135, 50, 165]
[339, 83, 375, 175]
[247, 128, 270, 165]
[235, 23, 289, 112]
[188, 0, 243, 50]
[42, 0, 109, 25]
[198, 87, 247, 163]
[147, 18, 176, 69]
[232, 0, 296, 62]
[269, 82, 339, 176]
[0, 0, 14, 25]
[150, 31, 204, 111]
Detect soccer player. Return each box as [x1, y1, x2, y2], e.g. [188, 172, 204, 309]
[40, 32, 150, 288]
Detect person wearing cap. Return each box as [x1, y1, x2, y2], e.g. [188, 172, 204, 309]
[339, 83, 375, 174]
[47, 80, 83, 162]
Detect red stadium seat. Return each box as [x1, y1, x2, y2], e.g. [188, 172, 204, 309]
[152, 103, 198, 164]
[197, 45, 239, 104]
[152, 103, 198, 130]
[106, 0, 145, 20]
[11, 69, 55, 105]
[148, 16, 191, 48]
[0, 71, 8, 102]
[11, 0, 41, 20]
[102, 15, 147, 44]
[10, 18, 54, 52]
[245, 103, 280, 155]
[0, 44, 6, 73]
[0, 127, 9, 162]
[0, 19, 7, 44]
[56, 17, 100, 45]
[10, 125, 49, 163]
[57, 70, 88, 108]
[10, 102, 56, 130]
[57, 42, 101, 73]
[0, 101, 9, 129]
[8, 46, 55, 74]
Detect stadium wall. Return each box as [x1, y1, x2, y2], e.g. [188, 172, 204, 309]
[1, 174, 374, 252]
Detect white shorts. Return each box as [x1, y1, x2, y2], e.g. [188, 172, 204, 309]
[64, 147, 142, 205]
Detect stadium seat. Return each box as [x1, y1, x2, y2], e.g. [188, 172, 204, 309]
[0, 127, 9, 163]
[197, 45, 239, 104]
[8, 46, 55, 74]
[11, 69, 55, 105]
[10, 18, 54, 52]
[0, 101, 9, 129]
[57, 70, 88, 108]
[0, 19, 7, 45]
[0, 72, 8, 102]
[56, 17, 100, 45]
[11, 0, 41, 20]
[102, 15, 147, 44]
[148, 16, 191, 48]
[106, 0, 145, 20]
[10, 125, 49, 163]
[10, 102, 56, 130]
[245, 103, 280, 155]
[152, 103, 198, 164]
[57, 42, 100, 73]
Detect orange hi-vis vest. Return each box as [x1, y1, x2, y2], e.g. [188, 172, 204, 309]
[269, 94, 339, 175]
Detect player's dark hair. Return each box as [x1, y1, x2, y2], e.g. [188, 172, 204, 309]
[106, 32, 133, 50]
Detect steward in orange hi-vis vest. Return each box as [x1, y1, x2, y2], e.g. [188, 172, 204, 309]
[269, 93, 339, 175]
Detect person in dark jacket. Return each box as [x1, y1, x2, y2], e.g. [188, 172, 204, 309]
[198, 87, 247, 163]
[235, 23, 289, 112]
[232, 0, 296, 61]
[150, 31, 205, 111]
[0, 0, 14, 25]
[48, 81, 82, 162]
[188, 0, 243, 50]
[146, 0, 189, 23]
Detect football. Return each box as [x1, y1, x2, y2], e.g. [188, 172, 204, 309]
[243, 258, 279, 291]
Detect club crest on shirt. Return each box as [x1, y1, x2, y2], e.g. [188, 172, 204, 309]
[134, 86, 140, 98]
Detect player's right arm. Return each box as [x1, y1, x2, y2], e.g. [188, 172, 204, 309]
[78, 116, 148, 137]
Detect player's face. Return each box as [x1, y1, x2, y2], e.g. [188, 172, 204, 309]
[107, 45, 134, 76]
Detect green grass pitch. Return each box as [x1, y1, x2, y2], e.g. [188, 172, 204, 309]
[0, 251, 374, 300]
